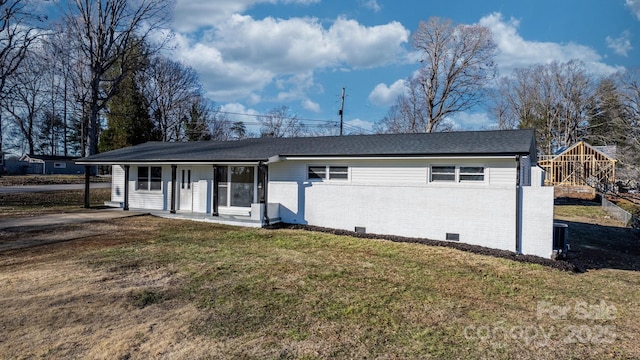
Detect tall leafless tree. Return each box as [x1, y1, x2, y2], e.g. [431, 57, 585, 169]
[617, 69, 640, 183]
[259, 106, 306, 138]
[143, 55, 201, 142]
[41, 23, 78, 156]
[3, 53, 49, 155]
[493, 60, 594, 154]
[64, 0, 172, 155]
[378, 17, 497, 133]
[0, 0, 43, 156]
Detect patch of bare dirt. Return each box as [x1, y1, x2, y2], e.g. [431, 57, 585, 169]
[0, 222, 115, 251]
[0, 216, 221, 359]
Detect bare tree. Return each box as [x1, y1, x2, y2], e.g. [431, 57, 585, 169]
[0, 0, 43, 156]
[586, 76, 628, 146]
[259, 106, 306, 138]
[41, 23, 79, 156]
[3, 53, 49, 155]
[376, 83, 425, 133]
[64, 0, 172, 155]
[407, 17, 496, 133]
[617, 69, 640, 183]
[143, 55, 202, 142]
[553, 60, 593, 147]
[493, 61, 594, 154]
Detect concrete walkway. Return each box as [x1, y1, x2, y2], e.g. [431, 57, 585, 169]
[0, 208, 145, 230]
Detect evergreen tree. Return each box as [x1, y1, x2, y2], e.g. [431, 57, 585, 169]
[99, 40, 159, 152]
[99, 73, 158, 152]
[183, 99, 211, 141]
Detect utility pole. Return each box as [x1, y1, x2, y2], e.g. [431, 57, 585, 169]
[338, 86, 345, 136]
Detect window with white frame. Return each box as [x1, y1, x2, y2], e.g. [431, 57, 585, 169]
[308, 165, 349, 180]
[137, 166, 162, 190]
[430, 166, 456, 182]
[430, 165, 485, 183]
[308, 166, 326, 180]
[459, 166, 485, 182]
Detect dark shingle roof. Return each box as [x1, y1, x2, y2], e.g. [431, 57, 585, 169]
[76, 129, 536, 163]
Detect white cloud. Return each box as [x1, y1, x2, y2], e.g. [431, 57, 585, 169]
[368, 79, 407, 107]
[172, 0, 320, 32]
[626, 0, 640, 20]
[445, 112, 495, 130]
[273, 72, 324, 114]
[220, 103, 260, 117]
[361, 0, 382, 12]
[172, 14, 409, 103]
[219, 103, 262, 133]
[301, 99, 321, 112]
[479, 13, 623, 76]
[345, 118, 374, 133]
[211, 15, 408, 72]
[328, 18, 409, 68]
[606, 31, 633, 57]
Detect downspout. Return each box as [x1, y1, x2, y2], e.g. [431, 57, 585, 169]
[515, 155, 522, 254]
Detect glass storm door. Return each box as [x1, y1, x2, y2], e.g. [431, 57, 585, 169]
[216, 166, 256, 210]
[230, 166, 254, 207]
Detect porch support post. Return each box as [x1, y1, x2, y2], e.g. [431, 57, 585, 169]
[258, 161, 269, 226]
[123, 165, 130, 211]
[212, 165, 219, 216]
[171, 165, 177, 214]
[83, 165, 91, 208]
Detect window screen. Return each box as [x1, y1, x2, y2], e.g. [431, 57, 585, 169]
[137, 166, 162, 190]
[150, 167, 162, 190]
[431, 166, 455, 181]
[137, 167, 148, 190]
[459, 167, 484, 182]
[328, 166, 348, 180]
[308, 166, 327, 180]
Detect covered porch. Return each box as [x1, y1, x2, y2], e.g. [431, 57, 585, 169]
[82, 162, 280, 227]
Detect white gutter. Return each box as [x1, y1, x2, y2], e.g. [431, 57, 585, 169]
[75, 161, 261, 166]
[265, 155, 281, 164]
[277, 155, 517, 161]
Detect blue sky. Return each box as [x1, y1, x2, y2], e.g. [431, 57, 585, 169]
[83, 1, 640, 133]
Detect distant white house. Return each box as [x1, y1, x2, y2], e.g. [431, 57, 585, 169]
[77, 129, 555, 258]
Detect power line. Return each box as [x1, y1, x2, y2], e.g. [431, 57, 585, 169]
[215, 110, 374, 134]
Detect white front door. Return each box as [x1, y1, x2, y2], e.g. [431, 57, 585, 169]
[179, 168, 192, 211]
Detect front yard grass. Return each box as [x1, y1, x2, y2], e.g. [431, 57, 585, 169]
[1, 210, 638, 359]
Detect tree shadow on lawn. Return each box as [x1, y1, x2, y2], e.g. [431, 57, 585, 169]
[562, 220, 640, 272]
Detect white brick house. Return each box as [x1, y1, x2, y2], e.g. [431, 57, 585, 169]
[77, 129, 555, 258]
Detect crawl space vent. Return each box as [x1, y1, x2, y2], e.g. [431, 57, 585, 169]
[446, 233, 460, 241]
